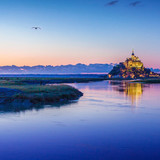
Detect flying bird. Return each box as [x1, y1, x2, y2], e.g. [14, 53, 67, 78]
[32, 27, 41, 30]
[130, 1, 141, 7]
[105, 0, 119, 6]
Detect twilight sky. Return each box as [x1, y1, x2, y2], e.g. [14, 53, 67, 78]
[0, 0, 160, 68]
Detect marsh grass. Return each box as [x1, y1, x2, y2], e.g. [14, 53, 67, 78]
[0, 77, 105, 86]
[0, 84, 83, 105]
[0, 84, 77, 93]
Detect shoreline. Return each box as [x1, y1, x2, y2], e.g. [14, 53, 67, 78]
[0, 77, 106, 85]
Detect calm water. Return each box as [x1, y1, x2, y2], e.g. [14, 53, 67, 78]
[0, 81, 160, 160]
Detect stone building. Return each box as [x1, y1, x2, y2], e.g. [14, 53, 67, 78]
[123, 50, 143, 69]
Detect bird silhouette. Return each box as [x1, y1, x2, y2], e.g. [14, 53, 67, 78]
[32, 27, 41, 30]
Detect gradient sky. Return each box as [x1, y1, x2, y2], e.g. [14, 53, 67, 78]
[0, 0, 160, 68]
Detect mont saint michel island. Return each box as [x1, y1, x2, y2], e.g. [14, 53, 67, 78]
[108, 50, 160, 79]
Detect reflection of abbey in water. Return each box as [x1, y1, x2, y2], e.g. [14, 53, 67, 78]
[112, 81, 143, 106]
[124, 83, 143, 105]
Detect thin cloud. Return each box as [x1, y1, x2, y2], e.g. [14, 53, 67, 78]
[105, 0, 119, 6]
[130, 1, 141, 7]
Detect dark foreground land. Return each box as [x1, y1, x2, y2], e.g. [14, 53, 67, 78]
[0, 78, 84, 108]
[0, 85, 83, 107]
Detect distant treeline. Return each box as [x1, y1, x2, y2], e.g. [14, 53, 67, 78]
[0, 63, 159, 74]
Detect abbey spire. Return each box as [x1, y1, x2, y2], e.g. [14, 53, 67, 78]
[132, 49, 134, 56]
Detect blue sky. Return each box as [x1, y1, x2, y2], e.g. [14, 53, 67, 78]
[0, 0, 160, 67]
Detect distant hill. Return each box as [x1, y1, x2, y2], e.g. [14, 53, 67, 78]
[0, 63, 158, 74]
[0, 63, 114, 74]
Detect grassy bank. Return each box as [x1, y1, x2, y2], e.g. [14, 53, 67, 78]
[0, 84, 83, 107]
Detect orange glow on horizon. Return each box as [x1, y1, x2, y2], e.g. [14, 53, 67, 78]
[0, 49, 159, 68]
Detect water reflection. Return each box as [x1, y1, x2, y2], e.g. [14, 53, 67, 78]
[70, 80, 146, 106]
[125, 83, 143, 105]
[0, 100, 78, 114]
[110, 81, 144, 106]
